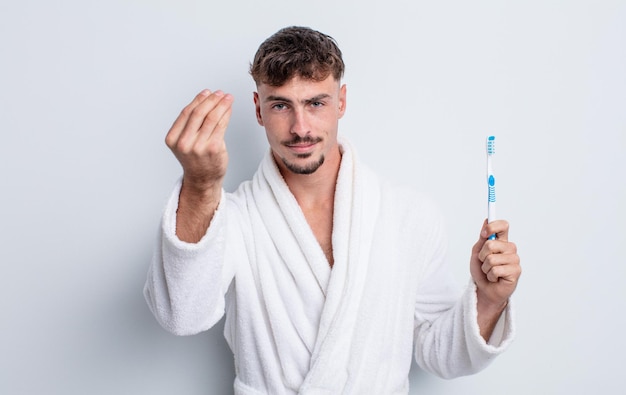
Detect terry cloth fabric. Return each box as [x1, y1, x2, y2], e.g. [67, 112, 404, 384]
[144, 138, 515, 395]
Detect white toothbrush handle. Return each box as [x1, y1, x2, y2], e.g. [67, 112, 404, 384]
[487, 173, 496, 240]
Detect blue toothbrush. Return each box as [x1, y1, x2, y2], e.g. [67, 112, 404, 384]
[486, 136, 497, 240]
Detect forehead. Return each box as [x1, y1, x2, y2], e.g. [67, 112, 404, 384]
[257, 75, 340, 101]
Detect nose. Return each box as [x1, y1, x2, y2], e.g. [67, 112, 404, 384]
[290, 108, 310, 137]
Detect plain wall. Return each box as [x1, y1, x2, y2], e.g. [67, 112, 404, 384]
[1, 0, 624, 394]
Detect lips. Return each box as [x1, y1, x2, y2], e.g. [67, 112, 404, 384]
[283, 137, 322, 154]
[287, 142, 315, 152]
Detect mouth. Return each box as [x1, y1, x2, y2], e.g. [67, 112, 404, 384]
[283, 137, 322, 155]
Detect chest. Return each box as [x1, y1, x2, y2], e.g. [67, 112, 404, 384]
[302, 207, 334, 267]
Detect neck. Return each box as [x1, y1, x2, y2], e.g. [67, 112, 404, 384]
[277, 145, 342, 210]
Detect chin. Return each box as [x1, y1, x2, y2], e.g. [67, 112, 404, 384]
[282, 155, 325, 175]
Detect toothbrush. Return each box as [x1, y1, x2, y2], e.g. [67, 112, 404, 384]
[486, 136, 496, 240]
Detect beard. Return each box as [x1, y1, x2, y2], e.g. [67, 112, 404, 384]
[280, 154, 325, 175]
[279, 135, 325, 175]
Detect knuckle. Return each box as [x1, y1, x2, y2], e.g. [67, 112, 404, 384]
[489, 266, 503, 280]
[204, 110, 221, 125]
[216, 116, 229, 129]
[190, 105, 205, 120]
[165, 133, 175, 148]
[188, 145, 201, 156]
[206, 139, 226, 156]
[175, 138, 193, 155]
[180, 105, 193, 118]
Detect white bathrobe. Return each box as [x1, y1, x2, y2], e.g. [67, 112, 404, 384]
[144, 140, 515, 394]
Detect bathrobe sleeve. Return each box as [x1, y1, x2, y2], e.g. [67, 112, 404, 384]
[412, 204, 515, 379]
[144, 180, 239, 336]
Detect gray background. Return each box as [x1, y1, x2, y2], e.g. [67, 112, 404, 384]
[1, 0, 624, 394]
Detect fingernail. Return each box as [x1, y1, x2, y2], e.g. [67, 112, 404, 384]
[200, 89, 211, 96]
[481, 229, 488, 237]
[214, 90, 224, 97]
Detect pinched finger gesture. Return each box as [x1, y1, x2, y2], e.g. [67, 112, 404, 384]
[165, 89, 234, 192]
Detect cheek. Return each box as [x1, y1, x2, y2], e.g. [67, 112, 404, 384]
[262, 118, 277, 134]
[262, 113, 289, 131]
[263, 117, 286, 142]
[317, 113, 339, 133]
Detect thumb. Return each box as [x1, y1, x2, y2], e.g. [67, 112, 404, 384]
[472, 219, 489, 255]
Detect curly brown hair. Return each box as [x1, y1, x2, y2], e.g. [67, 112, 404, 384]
[249, 26, 345, 87]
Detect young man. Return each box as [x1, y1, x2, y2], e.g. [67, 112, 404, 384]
[145, 26, 521, 394]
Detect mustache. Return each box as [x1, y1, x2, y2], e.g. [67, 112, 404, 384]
[282, 136, 323, 145]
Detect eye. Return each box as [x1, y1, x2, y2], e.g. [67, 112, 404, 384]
[271, 103, 288, 111]
[310, 101, 324, 108]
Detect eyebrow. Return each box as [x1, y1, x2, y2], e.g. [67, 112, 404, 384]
[265, 93, 332, 104]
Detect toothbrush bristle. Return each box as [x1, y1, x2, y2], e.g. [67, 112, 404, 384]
[487, 136, 496, 155]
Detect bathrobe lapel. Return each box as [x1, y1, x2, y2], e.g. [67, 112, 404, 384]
[249, 152, 330, 389]
[301, 142, 381, 393]
[250, 140, 380, 393]
[256, 154, 331, 295]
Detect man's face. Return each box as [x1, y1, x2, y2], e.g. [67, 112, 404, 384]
[254, 75, 347, 175]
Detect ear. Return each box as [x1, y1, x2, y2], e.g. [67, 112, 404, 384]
[253, 91, 264, 126]
[338, 84, 347, 119]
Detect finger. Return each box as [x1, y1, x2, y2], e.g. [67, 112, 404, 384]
[478, 239, 517, 262]
[176, 91, 229, 151]
[181, 91, 227, 138]
[480, 251, 520, 274]
[472, 219, 490, 256]
[209, 103, 233, 145]
[197, 93, 234, 143]
[166, 90, 212, 148]
[481, 219, 510, 242]
[483, 259, 522, 283]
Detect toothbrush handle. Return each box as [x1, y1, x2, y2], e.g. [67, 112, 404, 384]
[487, 174, 496, 240]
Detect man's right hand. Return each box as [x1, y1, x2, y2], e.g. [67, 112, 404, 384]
[165, 90, 234, 242]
